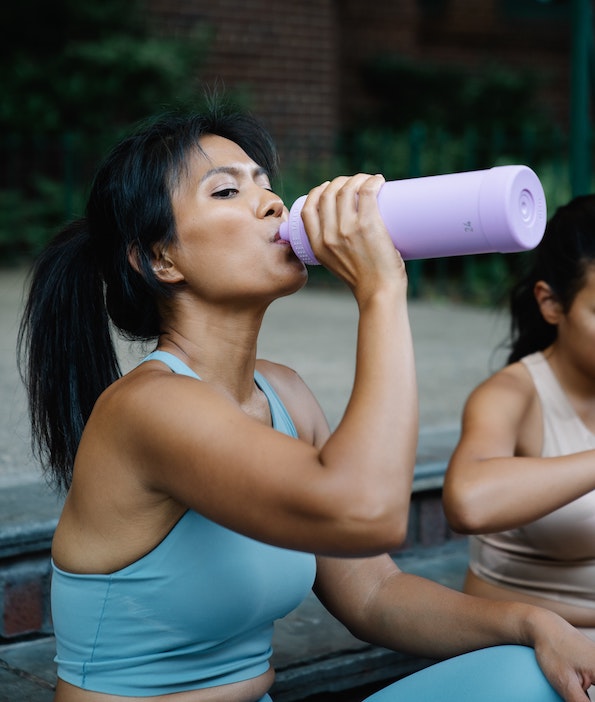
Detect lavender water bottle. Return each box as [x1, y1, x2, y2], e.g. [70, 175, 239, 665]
[279, 165, 546, 265]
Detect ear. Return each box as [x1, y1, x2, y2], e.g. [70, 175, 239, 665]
[150, 248, 184, 284]
[127, 243, 184, 284]
[533, 280, 563, 325]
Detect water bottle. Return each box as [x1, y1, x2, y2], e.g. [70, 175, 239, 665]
[279, 165, 546, 265]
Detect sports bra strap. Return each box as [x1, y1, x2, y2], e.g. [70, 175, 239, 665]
[142, 350, 201, 379]
[140, 351, 298, 437]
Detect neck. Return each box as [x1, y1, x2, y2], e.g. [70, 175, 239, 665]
[157, 301, 268, 404]
[543, 344, 595, 402]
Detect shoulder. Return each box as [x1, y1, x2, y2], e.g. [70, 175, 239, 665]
[469, 360, 534, 404]
[96, 359, 214, 412]
[87, 360, 238, 457]
[256, 358, 304, 387]
[462, 360, 537, 427]
[75, 359, 263, 499]
[448, 359, 543, 463]
[256, 359, 330, 447]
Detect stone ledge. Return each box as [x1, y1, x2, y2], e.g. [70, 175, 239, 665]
[0, 482, 61, 560]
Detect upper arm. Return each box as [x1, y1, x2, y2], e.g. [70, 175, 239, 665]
[442, 363, 539, 526]
[87, 363, 377, 555]
[451, 365, 535, 464]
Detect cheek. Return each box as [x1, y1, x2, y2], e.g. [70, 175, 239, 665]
[565, 315, 595, 359]
[575, 310, 595, 338]
[174, 216, 236, 267]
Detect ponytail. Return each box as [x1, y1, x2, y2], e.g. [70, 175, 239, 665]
[18, 105, 280, 493]
[18, 219, 121, 492]
[507, 194, 595, 364]
[507, 272, 556, 363]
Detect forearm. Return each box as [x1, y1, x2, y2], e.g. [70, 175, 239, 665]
[317, 554, 595, 701]
[444, 450, 595, 533]
[354, 571, 542, 659]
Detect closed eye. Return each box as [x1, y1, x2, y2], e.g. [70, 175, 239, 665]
[213, 188, 238, 198]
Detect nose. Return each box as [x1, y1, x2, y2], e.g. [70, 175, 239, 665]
[258, 189, 284, 219]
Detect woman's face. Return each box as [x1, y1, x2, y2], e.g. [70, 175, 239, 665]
[165, 134, 307, 305]
[555, 264, 595, 378]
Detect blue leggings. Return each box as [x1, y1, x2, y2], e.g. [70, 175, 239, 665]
[362, 646, 563, 701]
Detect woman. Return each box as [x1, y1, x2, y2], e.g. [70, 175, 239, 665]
[444, 195, 595, 645]
[19, 106, 595, 701]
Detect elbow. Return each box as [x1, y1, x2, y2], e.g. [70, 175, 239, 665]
[334, 488, 410, 554]
[350, 517, 409, 556]
[366, 510, 409, 553]
[443, 505, 478, 535]
[442, 484, 488, 535]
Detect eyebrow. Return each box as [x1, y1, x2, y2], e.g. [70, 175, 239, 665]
[200, 165, 269, 184]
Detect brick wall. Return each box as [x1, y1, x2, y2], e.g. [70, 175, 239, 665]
[336, 1, 419, 129]
[145, 0, 572, 164]
[147, 0, 340, 165]
[414, 0, 571, 127]
[0, 556, 52, 639]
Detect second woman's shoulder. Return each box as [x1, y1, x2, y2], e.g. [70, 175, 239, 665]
[463, 360, 537, 422]
[485, 360, 535, 394]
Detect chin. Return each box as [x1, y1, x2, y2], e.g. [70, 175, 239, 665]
[276, 264, 308, 298]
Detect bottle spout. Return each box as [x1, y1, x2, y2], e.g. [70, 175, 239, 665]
[279, 221, 290, 241]
[280, 195, 320, 265]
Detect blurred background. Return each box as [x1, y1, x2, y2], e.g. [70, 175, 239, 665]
[0, 0, 592, 303]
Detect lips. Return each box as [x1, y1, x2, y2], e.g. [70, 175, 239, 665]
[272, 231, 290, 245]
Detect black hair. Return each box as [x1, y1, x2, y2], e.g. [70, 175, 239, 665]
[17, 103, 279, 492]
[507, 194, 595, 363]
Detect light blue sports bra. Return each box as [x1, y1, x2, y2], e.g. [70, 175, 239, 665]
[51, 351, 317, 696]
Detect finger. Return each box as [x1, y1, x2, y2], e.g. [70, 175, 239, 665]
[300, 174, 387, 266]
[318, 175, 353, 228]
[301, 176, 349, 250]
[320, 174, 380, 243]
[355, 174, 386, 216]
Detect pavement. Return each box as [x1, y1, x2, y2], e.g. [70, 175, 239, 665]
[0, 265, 510, 487]
[0, 265, 510, 700]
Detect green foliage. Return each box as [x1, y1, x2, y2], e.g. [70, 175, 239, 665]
[0, 10, 581, 305]
[0, 0, 212, 135]
[0, 0, 216, 260]
[0, 177, 86, 263]
[345, 125, 575, 216]
[295, 123, 581, 304]
[359, 55, 551, 137]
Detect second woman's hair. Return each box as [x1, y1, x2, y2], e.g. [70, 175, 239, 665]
[508, 194, 595, 363]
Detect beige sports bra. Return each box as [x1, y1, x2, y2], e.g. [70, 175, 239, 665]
[468, 351, 595, 608]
